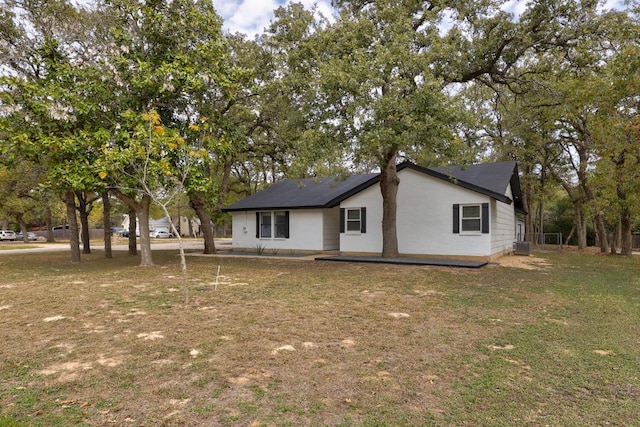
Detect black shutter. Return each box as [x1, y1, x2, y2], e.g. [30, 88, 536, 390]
[284, 211, 290, 238]
[360, 207, 367, 233]
[255, 212, 260, 238]
[482, 203, 489, 233]
[453, 204, 460, 234]
[340, 208, 345, 233]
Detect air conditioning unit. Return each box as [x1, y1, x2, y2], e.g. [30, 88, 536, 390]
[513, 241, 531, 256]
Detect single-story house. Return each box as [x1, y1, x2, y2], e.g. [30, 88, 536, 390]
[222, 161, 526, 261]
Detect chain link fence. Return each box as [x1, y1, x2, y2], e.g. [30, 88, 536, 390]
[525, 233, 563, 251]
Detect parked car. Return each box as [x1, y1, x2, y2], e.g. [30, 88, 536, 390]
[110, 227, 127, 236]
[150, 230, 174, 239]
[16, 231, 37, 241]
[0, 230, 16, 241]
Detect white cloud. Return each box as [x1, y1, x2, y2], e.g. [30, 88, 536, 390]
[501, 0, 529, 18]
[212, 0, 335, 37]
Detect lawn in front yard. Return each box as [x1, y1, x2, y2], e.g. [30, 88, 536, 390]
[0, 250, 638, 426]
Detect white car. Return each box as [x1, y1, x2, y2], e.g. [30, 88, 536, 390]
[150, 230, 174, 239]
[0, 230, 16, 241]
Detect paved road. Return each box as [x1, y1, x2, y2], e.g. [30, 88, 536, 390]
[0, 238, 231, 255]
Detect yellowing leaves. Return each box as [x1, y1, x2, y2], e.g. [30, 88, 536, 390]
[142, 110, 162, 126]
[98, 171, 108, 180]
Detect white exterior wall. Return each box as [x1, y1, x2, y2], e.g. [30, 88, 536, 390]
[322, 208, 341, 250]
[341, 168, 511, 258]
[491, 184, 516, 256]
[340, 185, 384, 254]
[230, 209, 333, 251]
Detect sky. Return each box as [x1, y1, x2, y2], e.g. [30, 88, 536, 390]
[211, 0, 335, 37]
[212, 0, 627, 37]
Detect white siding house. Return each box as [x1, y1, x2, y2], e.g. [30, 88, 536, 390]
[223, 161, 526, 261]
[229, 208, 341, 252]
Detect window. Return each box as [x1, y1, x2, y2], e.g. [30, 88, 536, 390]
[453, 203, 489, 234]
[256, 211, 289, 239]
[274, 211, 288, 238]
[260, 212, 271, 238]
[346, 209, 361, 232]
[340, 207, 366, 234]
[461, 205, 481, 232]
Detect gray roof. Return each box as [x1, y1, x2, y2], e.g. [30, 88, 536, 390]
[223, 161, 524, 212]
[223, 173, 379, 211]
[404, 161, 524, 211]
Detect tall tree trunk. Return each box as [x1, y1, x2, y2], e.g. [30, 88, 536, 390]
[127, 206, 137, 256]
[102, 191, 113, 259]
[136, 195, 153, 266]
[620, 206, 633, 256]
[594, 214, 609, 253]
[580, 182, 608, 252]
[113, 190, 153, 266]
[62, 191, 81, 263]
[380, 153, 399, 258]
[610, 221, 619, 255]
[575, 203, 587, 250]
[189, 195, 216, 254]
[77, 205, 91, 254]
[45, 206, 55, 242]
[614, 178, 633, 256]
[523, 191, 534, 242]
[16, 214, 28, 243]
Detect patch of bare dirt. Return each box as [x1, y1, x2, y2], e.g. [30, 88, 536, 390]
[494, 254, 552, 270]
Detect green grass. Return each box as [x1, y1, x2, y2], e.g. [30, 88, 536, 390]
[0, 250, 638, 425]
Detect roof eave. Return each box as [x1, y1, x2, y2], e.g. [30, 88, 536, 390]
[222, 204, 330, 213]
[401, 162, 513, 204]
[323, 174, 382, 207]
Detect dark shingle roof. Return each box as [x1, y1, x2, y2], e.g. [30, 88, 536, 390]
[222, 173, 379, 211]
[223, 161, 524, 212]
[403, 161, 524, 211]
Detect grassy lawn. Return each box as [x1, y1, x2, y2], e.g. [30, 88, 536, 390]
[0, 250, 638, 426]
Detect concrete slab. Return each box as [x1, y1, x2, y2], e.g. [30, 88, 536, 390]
[315, 255, 487, 268]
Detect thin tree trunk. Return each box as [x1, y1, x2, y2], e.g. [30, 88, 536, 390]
[580, 183, 608, 252]
[45, 207, 55, 242]
[113, 189, 154, 266]
[575, 203, 587, 250]
[594, 214, 609, 253]
[102, 191, 113, 259]
[63, 191, 81, 263]
[78, 206, 91, 254]
[159, 201, 190, 304]
[380, 153, 399, 258]
[75, 191, 99, 255]
[127, 206, 137, 256]
[136, 195, 154, 266]
[565, 225, 575, 246]
[189, 195, 216, 254]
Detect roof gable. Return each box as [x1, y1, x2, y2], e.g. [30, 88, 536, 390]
[401, 161, 522, 208]
[223, 173, 378, 212]
[223, 161, 524, 212]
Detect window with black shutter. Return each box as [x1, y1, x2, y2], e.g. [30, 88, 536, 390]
[454, 203, 489, 234]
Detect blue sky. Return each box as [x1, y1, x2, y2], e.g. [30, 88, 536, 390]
[212, 0, 626, 37]
[211, 0, 334, 37]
